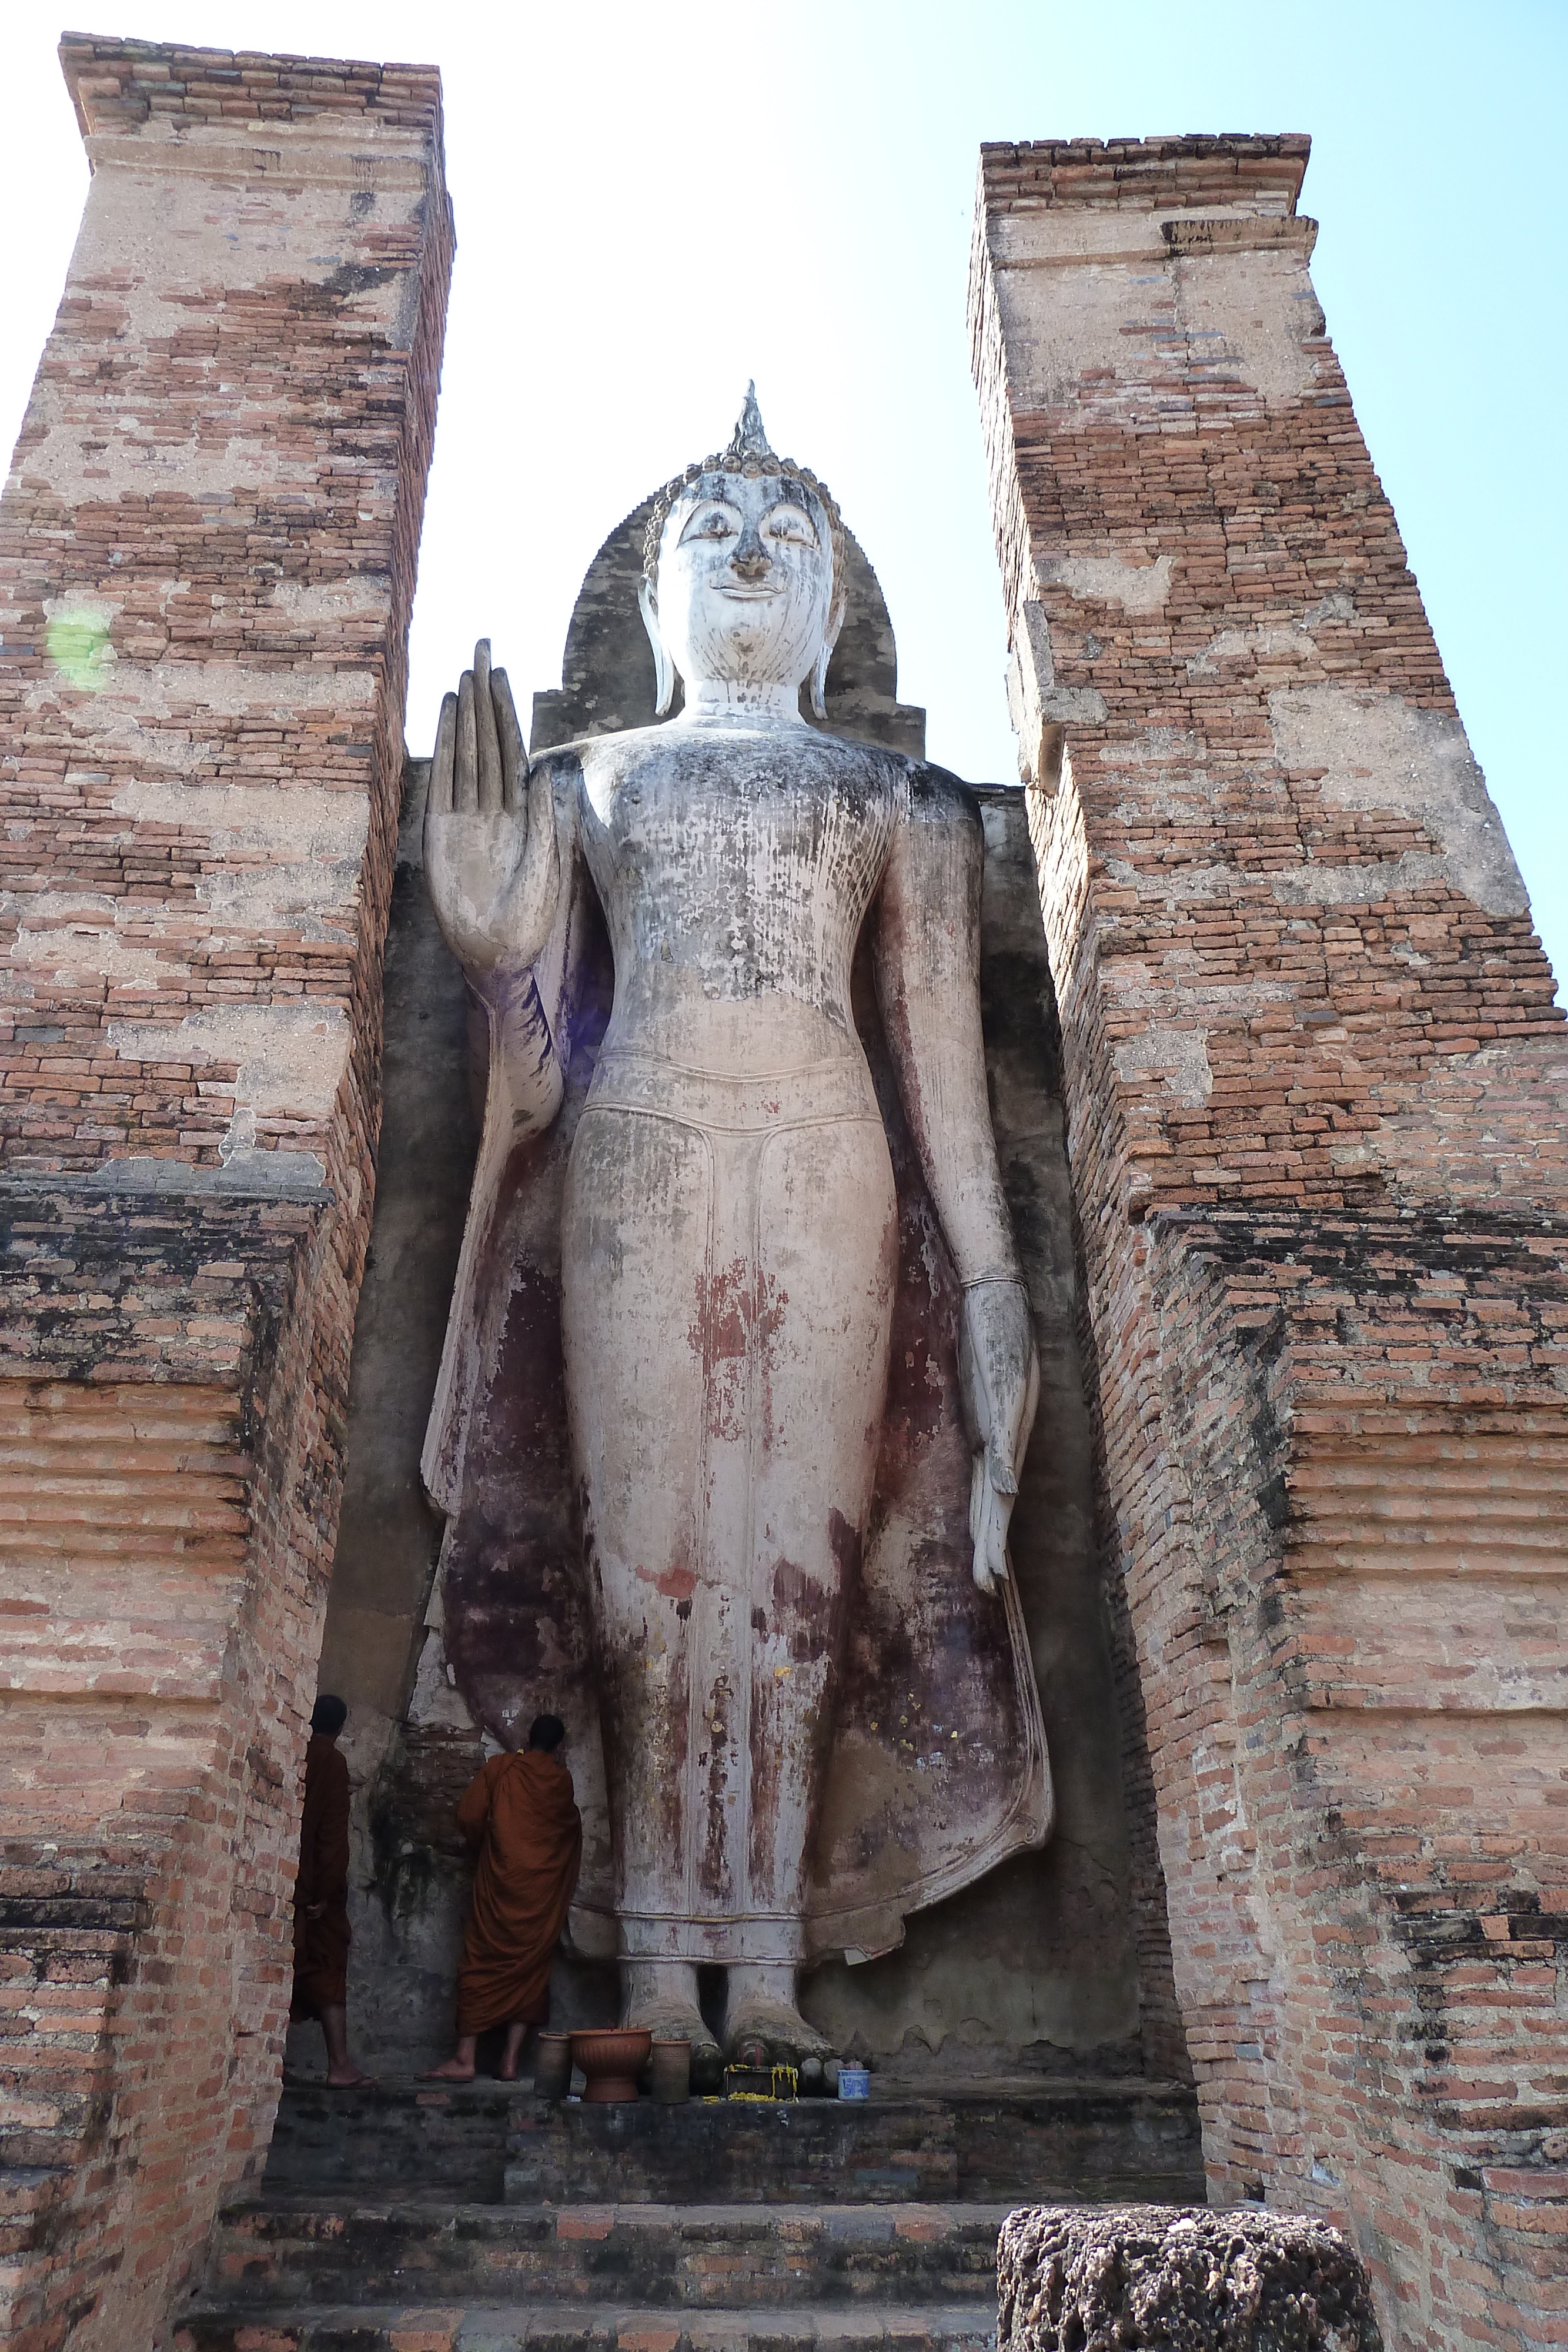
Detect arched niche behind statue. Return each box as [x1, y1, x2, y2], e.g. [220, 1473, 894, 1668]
[530, 496, 927, 757]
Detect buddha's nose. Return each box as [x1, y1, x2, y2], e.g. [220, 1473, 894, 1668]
[731, 522, 771, 582]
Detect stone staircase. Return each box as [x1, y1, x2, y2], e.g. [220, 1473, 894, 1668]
[175, 2072, 1203, 2351]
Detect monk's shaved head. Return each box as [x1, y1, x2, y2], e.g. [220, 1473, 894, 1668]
[527, 1713, 566, 1753]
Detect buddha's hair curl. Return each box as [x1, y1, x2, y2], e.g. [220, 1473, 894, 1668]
[641, 453, 848, 596]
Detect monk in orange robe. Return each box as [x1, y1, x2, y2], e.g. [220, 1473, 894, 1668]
[424, 1713, 583, 2082]
[290, 1693, 370, 2086]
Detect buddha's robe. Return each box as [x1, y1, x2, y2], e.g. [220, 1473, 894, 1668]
[455, 1749, 583, 2034]
[291, 1733, 351, 2019]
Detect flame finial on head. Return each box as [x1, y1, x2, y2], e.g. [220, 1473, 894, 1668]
[725, 382, 777, 469]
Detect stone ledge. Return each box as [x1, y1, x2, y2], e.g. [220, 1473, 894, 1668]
[59, 32, 444, 142]
[998, 2204, 1382, 2352]
[1162, 215, 1319, 259]
[978, 135, 1310, 219]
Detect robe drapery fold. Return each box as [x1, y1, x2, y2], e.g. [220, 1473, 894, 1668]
[291, 1733, 352, 2019]
[455, 1749, 583, 2035]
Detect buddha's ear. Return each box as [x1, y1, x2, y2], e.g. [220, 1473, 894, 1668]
[808, 586, 847, 721]
[638, 578, 677, 719]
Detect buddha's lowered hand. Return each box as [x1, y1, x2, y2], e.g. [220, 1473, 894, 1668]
[961, 1275, 1039, 1593]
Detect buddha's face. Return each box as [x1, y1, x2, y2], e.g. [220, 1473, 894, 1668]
[652, 470, 835, 693]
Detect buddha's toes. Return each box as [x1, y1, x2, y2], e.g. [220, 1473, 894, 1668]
[722, 1997, 833, 2067]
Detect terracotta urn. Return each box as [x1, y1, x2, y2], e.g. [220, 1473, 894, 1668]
[569, 2027, 651, 2103]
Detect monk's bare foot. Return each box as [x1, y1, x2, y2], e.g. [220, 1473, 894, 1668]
[326, 2065, 375, 2088]
[419, 2058, 476, 2081]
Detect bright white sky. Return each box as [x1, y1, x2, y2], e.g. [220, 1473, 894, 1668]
[4, 3, 1564, 985]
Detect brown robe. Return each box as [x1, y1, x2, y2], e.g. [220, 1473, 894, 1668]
[455, 1749, 583, 2034]
[291, 1733, 351, 2019]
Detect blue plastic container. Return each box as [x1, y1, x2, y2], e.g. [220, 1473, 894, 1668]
[837, 2064, 870, 2100]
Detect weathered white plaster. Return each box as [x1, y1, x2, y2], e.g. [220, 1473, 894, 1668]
[111, 778, 370, 936]
[1269, 685, 1530, 918]
[992, 256, 1166, 412]
[23, 662, 377, 728]
[1171, 248, 1322, 408]
[106, 1001, 350, 1127]
[989, 200, 1297, 273]
[988, 211, 1319, 415]
[18, 150, 420, 500]
[2, 891, 176, 981]
[1186, 623, 1318, 676]
[1038, 552, 1172, 614]
[86, 110, 432, 188]
[1096, 731, 1206, 771]
[1113, 1025, 1214, 1105]
[268, 579, 391, 627]
[1007, 599, 1106, 787]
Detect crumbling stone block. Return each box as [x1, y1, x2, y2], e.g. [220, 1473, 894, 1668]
[998, 2204, 1383, 2351]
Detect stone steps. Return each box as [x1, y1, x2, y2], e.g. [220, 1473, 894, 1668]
[199, 2200, 1012, 2308]
[181, 2073, 1202, 2349]
[173, 2298, 999, 2350]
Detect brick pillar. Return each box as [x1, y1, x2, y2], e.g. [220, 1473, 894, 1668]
[0, 38, 452, 2351]
[971, 137, 1567, 2351]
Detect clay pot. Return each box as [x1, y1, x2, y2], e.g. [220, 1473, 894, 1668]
[569, 2027, 651, 2103]
[533, 2033, 572, 2100]
[649, 2038, 691, 2104]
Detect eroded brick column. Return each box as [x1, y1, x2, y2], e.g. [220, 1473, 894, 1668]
[971, 137, 1566, 2351]
[0, 38, 452, 2351]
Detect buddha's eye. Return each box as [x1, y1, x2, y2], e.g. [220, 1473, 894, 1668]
[680, 502, 739, 545]
[764, 505, 817, 547]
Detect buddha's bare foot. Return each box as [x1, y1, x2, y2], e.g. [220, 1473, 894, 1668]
[621, 1961, 723, 2090]
[723, 1997, 833, 2071]
[622, 1993, 724, 2092]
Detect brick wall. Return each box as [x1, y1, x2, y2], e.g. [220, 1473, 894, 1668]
[970, 136, 1567, 2351]
[0, 38, 452, 2350]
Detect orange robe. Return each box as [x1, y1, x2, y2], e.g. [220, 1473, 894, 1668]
[291, 1733, 351, 2019]
[455, 1749, 583, 2034]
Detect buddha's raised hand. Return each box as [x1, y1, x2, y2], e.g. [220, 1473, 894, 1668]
[424, 640, 560, 981]
[960, 1278, 1040, 1595]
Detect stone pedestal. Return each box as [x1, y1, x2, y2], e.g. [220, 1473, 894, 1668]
[998, 2205, 1382, 2351]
